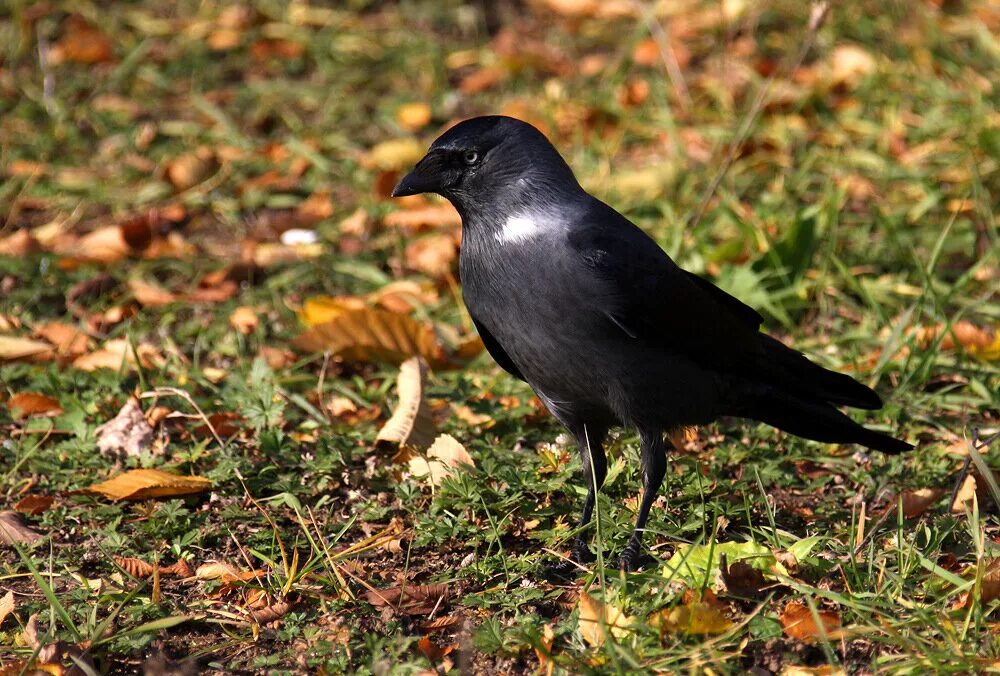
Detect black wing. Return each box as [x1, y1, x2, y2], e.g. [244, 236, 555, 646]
[471, 316, 526, 381]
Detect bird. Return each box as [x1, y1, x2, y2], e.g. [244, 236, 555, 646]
[392, 115, 911, 572]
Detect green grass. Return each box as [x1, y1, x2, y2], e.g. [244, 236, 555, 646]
[1, 0, 999, 672]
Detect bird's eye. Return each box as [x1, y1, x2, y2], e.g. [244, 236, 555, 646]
[462, 150, 480, 166]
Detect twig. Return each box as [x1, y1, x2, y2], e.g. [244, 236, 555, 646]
[138, 386, 225, 450]
[689, 1, 830, 229]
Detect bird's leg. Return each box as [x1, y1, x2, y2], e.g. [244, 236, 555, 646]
[620, 429, 666, 571]
[571, 423, 607, 564]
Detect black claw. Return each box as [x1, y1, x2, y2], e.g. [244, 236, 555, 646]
[617, 547, 655, 572]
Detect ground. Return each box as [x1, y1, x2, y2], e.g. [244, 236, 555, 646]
[1, 0, 999, 673]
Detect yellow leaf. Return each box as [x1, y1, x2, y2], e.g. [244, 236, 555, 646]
[408, 434, 475, 486]
[649, 596, 733, 636]
[73, 338, 163, 372]
[83, 468, 212, 501]
[577, 592, 630, 648]
[299, 296, 367, 327]
[366, 137, 426, 171]
[377, 357, 436, 449]
[396, 102, 432, 132]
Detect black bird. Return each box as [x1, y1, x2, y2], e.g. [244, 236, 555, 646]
[392, 115, 911, 571]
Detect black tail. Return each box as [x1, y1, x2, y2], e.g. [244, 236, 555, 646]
[738, 389, 912, 454]
[734, 335, 912, 454]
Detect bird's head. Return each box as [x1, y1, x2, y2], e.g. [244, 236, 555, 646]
[391, 116, 581, 217]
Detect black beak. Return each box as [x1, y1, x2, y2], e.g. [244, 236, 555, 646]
[391, 152, 440, 198]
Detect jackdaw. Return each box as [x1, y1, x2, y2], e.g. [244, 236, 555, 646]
[392, 115, 911, 571]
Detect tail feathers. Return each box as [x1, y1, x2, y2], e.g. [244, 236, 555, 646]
[759, 335, 882, 410]
[738, 389, 912, 454]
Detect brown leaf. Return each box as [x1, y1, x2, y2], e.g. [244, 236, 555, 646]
[0, 335, 55, 362]
[396, 102, 432, 132]
[951, 474, 978, 514]
[33, 322, 91, 357]
[299, 296, 367, 327]
[49, 16, 114, 64]
[161, 559, 194, 578]
[0, 590, 14, 628]
[8, 392, 63, 420]
[829, 44, 876, 88]
[384, 203, 462, 231]
[364, 583, 451, 615]
[166, 149, 218, 191]
[416, 635, 456, 663]
[249, 597, 296, 624]
[534, 622, 555, 676]
[0, 511, 44, 545]
[896, 488, 946, 518]
[73, 338, 163, 372]
[780, 601, 842, 642]
[405, 234, 458, 279]
[720, 553, 768, 598]
[115, 556, 155, 578]
[915, 321, 1000, 361]
[408, 434, 476, 487]
[82, 468, 212, 501]
[229, 306, 259, 335]
[419, 615, 460, 632]
[96, 397, 154, 457]
[458, 66, 507, 94]
[0, 229, 39, 256]
[14, 495, 54, 516]
[377, 357, 437, 450]
[293, 308, 470, 369]
[129, 279, 178, 307]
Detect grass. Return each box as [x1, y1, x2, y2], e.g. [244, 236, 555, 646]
[1, 0, 999, 673]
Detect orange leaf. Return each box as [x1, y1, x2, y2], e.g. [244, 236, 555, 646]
[383, 203, 462, 231]
[0, 335, 55, 362]
[229, 306, 259, 335]
[8, 392, 63, 420]
[396, 102, 432, 132]
[780, 601, 842, 642]
[82, 468, 212, 502]
[49, 16, 114, 64]
[13, 495, 55, 516]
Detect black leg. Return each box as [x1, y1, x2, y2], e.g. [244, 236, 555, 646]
[572, 423, 607, 563]
[620, 428, 667, 571]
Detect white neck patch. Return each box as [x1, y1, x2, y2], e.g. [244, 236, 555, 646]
[495, 215, 541, 246]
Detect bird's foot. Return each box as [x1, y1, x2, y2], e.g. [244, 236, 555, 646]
[616, 544, 655, 572]
[541, 540, 597, 580]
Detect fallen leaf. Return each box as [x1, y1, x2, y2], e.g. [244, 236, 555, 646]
[0, 335, 55, 362]
[299, 296, 367, 327]
[780, 601, 842, 642]
[916, 321, 1000, 361]
[229, 306, 259, 335]
[0, 511, 44, 545]
[420, 615, 460, 633]
[408, 434, 476, 486]
[95, 397, 154, 457]
[649, 590, 733, 636]
[951, 475, 978, 514]
[366, 138, 426, 171]
[115, 557, 155, 578]
[396, 102, 432, 131]
[0, 229, 39, 256]
[896, 488, 946, 518]
[250, 241, 324, 267]
[452, 403, 493, 427]
[0, 590, 14, 628]
[384, 203, 462, 231]
[129, 279, 178, 307]
[292, 308, 472, 369]
[83, 468, 212, 501]
[249, 597, 296, 624]
[13, 495, 54, 516]
[416, 635, 456, 663]
[49, 15, 114, 64]
[405, 233, 458, 279]
[166, 149, 218, 191]
[376, 357, 436, 449]
[535, 622, 555, 676]
[8, 392, 63, 420]
[33, 322, 91, 356]
[364, 583, 450, 615]
[781, 667, 847, 676]
[829, 44, 875, 87]
[458, 65, 507, 94]
[977, 558, 1000, 604]
[73, 338, 163, 372]
[720, 553, 768, 598]
[577, 592, 631, 648]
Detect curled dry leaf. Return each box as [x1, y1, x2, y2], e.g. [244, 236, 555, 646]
[408, 434, 476, 487]
[780, 601, 842, 642]
[229, 306, 259, 335]
[0, 511, 44, 545]
[416, 636, 456, 664]
[115, 557, 156, 578]
[720, 553, 768, 599]
[916, 321, 1000, 361]
[161, 559, 194, 578]
[49, 15, 114, 64]
[364, 583, 451, 615]
[34, 322, 91, 357]
[82, 468, 212, 502]
[249, 597, 297, 624]
[420, 615, 460, 633]
[96, 397, 154, 458]
[73, 338, 164, 372]
[0, 590, 14, 628]
[0, 335, 55, 362]
[578, 592, 631, 648]
[376, 357, 436, 450]
[8, 392, 63, 420]
[293, 308, 478, 370]
[894, 488, 945, 518]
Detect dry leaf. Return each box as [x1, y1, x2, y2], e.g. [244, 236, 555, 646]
[896, 488, 946, 518]
[420, 615, 460, 633]
[34, 322, 91, 356]
[8, 392, 63, 420]
[229, 306, 259, 335]
[829, 44, 875, 87]
[73, 338, 163, 372]
[0, 511, 44, 545]
[366, 138, 426, 171]
[0, 229, 39, 256]
[916, 321, 1000, 361]
[83, 468, 212, 501]
[977, 558, 1000, 604]
[780, 601, 842, 642]
[951, 475, 978, 514]
[250, 241, 324, 267]
[115, 557, 155, 578]
[129, 279, 178, 307]
[96, 397, 154, 457]
[405, 233, 458, 279]
[408, 434, 476, 486]
[166, 149, 218, 191]
[458, 66, 507, 94]
[49, 16, 114, 64]
[249, 598, 296, 624]
[376, 357, 436, 449]
[0, 335, 55, 362]
[299, 296, 367, 327]
[364, 583, 450, 615]
[397, 102, 432, 131]
[384, 203, 462, 230]
[0, 590, 14, 628]
[416, 635, 455, 663]
[293, 308, 470, 369]
[782, 667, 847, 676]
[720, 553, 768, 598]
[196, 561, 244, 581]
[14, 495, 55, 516]
[577, 592, 631, 648]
